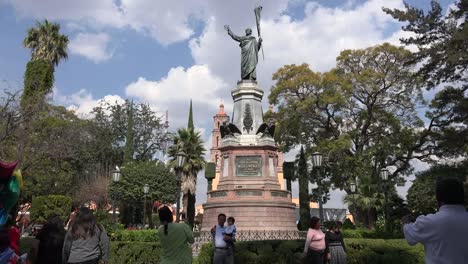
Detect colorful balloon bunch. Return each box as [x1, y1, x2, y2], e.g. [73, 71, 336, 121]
[0, 160, 23, 226]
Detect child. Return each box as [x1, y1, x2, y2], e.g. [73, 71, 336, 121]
[224, 216, 237, 248]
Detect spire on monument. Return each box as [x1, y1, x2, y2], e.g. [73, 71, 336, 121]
[188, 99, 194, 130]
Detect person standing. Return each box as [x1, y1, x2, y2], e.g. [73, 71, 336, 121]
[66, 207, 78, 230]
[0, 227, 21, 264]
[29, 214, 66, 264]
[211, 213, 233, 264]
[157, 206, 194, 264]
[6, 215, 20, 255]
[402, 177, 468, 264]
[325, 221, 347, 264]
[303, 216, 326, 264]
[223, 217, 237, 250]
[62, 207, 109, 264]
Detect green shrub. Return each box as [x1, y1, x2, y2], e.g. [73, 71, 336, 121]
[196, 239, 423, 264]
[30, 195, 72, 223]
[94, 209, 125, 239]
[342, 218, 355, 229]
[19, 239, 162, 264]
[109, 241, 161, 264]
[194, 243, 213, 264]
[342, 228, 403, 239]
[346, 238, 424, 264]
[112, 229, 159, 242]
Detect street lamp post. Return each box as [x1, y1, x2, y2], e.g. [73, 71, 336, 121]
[311, 152, 324, 221]
[143, 184, 149, 227]
[111, 168, 121, 222]
[176, 151, 186, 223]
[349, 181, 357, 225]
[380, 168, 390, 233]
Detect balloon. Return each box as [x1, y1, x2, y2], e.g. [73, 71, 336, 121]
[13, 170, 23, 190]
[0, 172, 20, 226]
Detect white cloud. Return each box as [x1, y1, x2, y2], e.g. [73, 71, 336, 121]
[125, 65, 227, 108]
[6, 0, 125, 28]
[119, 0, 202, 45]
[190, 0, 406, 89]
[69, 33, 113, 63]
[54, 89, 125, 118]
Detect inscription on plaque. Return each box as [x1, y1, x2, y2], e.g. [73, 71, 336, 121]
[235, 156, 262, 177]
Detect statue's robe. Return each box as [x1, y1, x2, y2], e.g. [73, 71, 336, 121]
[227, 30, 260, 80]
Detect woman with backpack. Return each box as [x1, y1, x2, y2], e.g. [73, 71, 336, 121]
[62, 207, 109, 264]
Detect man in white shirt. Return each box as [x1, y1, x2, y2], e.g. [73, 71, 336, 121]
[402, 177, 468, 264]
[211, 213, 233, 264]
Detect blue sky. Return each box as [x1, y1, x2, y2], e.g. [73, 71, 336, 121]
[0, 0, 456, 208]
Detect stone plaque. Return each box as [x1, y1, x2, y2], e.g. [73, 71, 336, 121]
[235, 156, 262, 177]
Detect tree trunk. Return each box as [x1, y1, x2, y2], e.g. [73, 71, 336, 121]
[187, 191, 196, 228]
[286, 179, 292, 192]
[182, 193, 188, 218]
[298, 173, 310, 230]
[147, 200, 153, 228]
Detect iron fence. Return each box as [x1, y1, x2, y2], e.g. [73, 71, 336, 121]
[192, 230, 307, 255]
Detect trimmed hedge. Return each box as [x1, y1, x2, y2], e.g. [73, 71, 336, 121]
[20, 239, 162, 264]
[30, 195, 72, 223]
[20, 238, 423, 264]
[112, 229, 159, 242]
[110, 241, 162, 264]
[196, 239, 424, 264]
[342, 229, 404, 239]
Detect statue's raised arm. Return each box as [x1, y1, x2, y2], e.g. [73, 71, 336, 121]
[224, 25, 261, 80]
[225, 25, 242, 42]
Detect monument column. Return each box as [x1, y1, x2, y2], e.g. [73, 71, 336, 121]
[201, 7, 296, 231]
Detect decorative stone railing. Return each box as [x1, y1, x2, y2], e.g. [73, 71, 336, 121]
[192, 230, 307, 255]
[208, 189, 291, 200]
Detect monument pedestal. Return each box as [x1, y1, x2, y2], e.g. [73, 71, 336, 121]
[201, 81, 297, 231]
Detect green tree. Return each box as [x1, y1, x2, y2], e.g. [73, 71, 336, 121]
[23, 19, 69, 67]
[168, 126, 205, 228]
[91, 100, 169, 163]
[20, 59, 54, 109]
[383, 0, 468, 87]
[124, 101, 135, 163]
[297, 147, 310, 230]
[109, 161, 177, 226]
[0, 89, 23, 159]
[18, 105, 98, 200]
[22, 20, 68, 107]
[384, 1, 468, 163]
[269, 43, 435, 228]
[407, 164, 467, 216]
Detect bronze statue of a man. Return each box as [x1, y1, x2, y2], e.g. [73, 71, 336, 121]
[224, 25, 262, 80]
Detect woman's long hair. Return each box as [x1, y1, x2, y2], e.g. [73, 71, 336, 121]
[158, 206, 173, 235]
[36, 214, 66, 264]
[70, 207, 97, 240]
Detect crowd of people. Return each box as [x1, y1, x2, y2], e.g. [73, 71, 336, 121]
[0, 207, 109, 264]
[0, 177, 466, 264]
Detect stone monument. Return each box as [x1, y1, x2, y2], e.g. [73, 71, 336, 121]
[201, 7, 297, 231]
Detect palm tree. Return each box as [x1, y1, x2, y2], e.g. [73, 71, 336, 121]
[344, 175, 384, 229]
[23, 19, 69, 67]
[168, 127, 205, 227]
